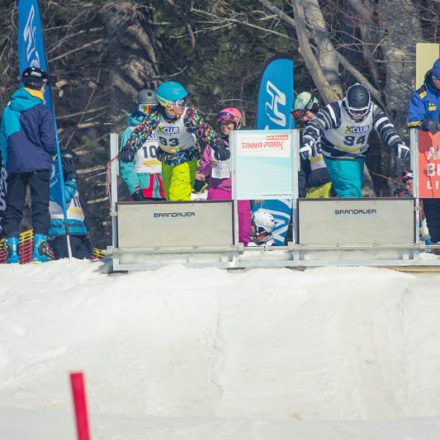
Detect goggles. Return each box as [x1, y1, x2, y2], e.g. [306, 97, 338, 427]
[217, 112, 241, 125]
[291, 109, 308, 121]
[346, 105, 369, 120]
[159, 97, 187, 110]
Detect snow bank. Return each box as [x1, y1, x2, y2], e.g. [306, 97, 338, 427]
[0, 260, 439, 439]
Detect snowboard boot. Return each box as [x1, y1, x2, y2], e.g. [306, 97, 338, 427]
[32, 234, 54, 263]
[6, 237, 19, 264]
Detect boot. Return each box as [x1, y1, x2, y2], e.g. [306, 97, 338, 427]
[6, 237, 19, 264]
[32, 234, 54, 263]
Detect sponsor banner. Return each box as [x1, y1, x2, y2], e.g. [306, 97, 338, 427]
[233, 129, 295, 200]
[418, 131, 440, 198]
[18, 0, 68, 226]
[256, 57, 294, 130]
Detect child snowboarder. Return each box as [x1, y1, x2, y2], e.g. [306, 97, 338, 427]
[195, 108, 251, 246]
[48, 150, 92, 259]
[119, 81, 229, 201]
[120, 89, 165, 200]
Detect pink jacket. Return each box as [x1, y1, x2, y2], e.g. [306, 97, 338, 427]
[197, 143, 231, 192]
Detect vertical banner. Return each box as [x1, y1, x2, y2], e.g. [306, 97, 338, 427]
[255, 57, 295, 245]
[0, 160, 6, 235]
[17, 0, 68, 234]
[257, 57, 294, 130]
[418, 130, 440, 198]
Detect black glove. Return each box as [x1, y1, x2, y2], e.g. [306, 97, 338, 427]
[62, 160, 77, 181]
[214, 145, 230, 161]
[131, 188, 145, 201]
[421, 118, 439, 135]
[119, 146, 136, 163]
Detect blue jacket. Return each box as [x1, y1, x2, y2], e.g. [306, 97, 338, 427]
[407, 70, 440, 127]
[0, 87, 56, 173]
[49, 177, 88, 237]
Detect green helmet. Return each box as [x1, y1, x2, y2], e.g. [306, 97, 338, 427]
[293, 92, 318, 112]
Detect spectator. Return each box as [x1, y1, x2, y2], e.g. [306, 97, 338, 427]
[195, 107, 251, 246]
[120, 89, 165, 201]
[407, 58, 440, 244]
[292, 91, 332, 198]
[302, 83, 409, 198]
[0, 66, 56, 263]
[119, 81, 229, 201]
[48, 150, 92, 259]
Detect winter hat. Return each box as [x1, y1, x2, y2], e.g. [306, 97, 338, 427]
[432, 58, 440, 78]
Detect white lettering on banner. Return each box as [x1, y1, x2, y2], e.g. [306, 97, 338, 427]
[0, 167, 7, 211]
[427, 147, 440, 160]
[265, 81, 286, 127]
[24, 5, 40, 67]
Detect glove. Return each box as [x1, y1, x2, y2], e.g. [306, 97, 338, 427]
[62, 160, 77, 181]
[131, 188, 145, 201]
[119, 146, 136, 163]
[300, 143, 313, 161]
[421, 118, 439, 135]
[213, 144, 230, 161]
[393, 143, 410, 160]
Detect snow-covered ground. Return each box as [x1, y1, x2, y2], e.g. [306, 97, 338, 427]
[1, 260, 440, 439]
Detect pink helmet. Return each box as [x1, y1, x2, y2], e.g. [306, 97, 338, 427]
[216, 107, 242, 129]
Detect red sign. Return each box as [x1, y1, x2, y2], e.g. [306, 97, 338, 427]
[418, 130, 440, 198]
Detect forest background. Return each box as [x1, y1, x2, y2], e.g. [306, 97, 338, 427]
[0, 0, 438, 247]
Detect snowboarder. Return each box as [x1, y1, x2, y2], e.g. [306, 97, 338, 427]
[119, 81, 229, 201]
[195, 107, 251, 246]
[48, 150, 92, 259]
[292, 91, 332, 198]
[119, 89, 165, 201]
[302, 83, 409, 198]
[0, 66, 56, 263]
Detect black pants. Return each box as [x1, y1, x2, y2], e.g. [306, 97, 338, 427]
[423, 198, 440, 243]
[50, 235, 92, 259]
[3, 170, 50, 237]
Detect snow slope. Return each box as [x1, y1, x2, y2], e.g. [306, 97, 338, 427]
[0, 260, 440, 439]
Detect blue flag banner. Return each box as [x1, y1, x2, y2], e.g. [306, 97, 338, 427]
[17, 0, 67, 221]
[255, 57, 295, 245]
[256, 57, 294, 130]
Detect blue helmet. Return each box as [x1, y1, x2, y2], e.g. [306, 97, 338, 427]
[156, 81, 188, 108]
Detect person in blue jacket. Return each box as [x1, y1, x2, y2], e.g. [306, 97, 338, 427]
[119, 89, 165, 200]
[407, 58, 440, 244]
[0, 66, 56, 263]
[48, 150, 92, 259]
[407, 58, 440, 133]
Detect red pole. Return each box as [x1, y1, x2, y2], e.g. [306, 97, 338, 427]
[70, 372, 91, 440]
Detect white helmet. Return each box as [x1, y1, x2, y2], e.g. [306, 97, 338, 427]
[253, 209, 275, 233]
[293, 91, 318, 112]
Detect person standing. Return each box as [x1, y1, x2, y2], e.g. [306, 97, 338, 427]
[292, 91, 332, 198]
[119, 89, 165, 201]
[302, 83, 409, 198]
[407, 58, 440, 244]
[0, 66, 56, 263]
[48, 150, 92, 259]
[195, 108, 251, 246]
[119, 81, 229, 201]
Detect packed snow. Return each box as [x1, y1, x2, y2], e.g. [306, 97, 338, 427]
[1, 260, 440, 439]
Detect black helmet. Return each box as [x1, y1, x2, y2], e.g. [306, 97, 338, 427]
[344, 83, 371, 121]
[60, 149, 78, 166]
[21, 66, 48, 90]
